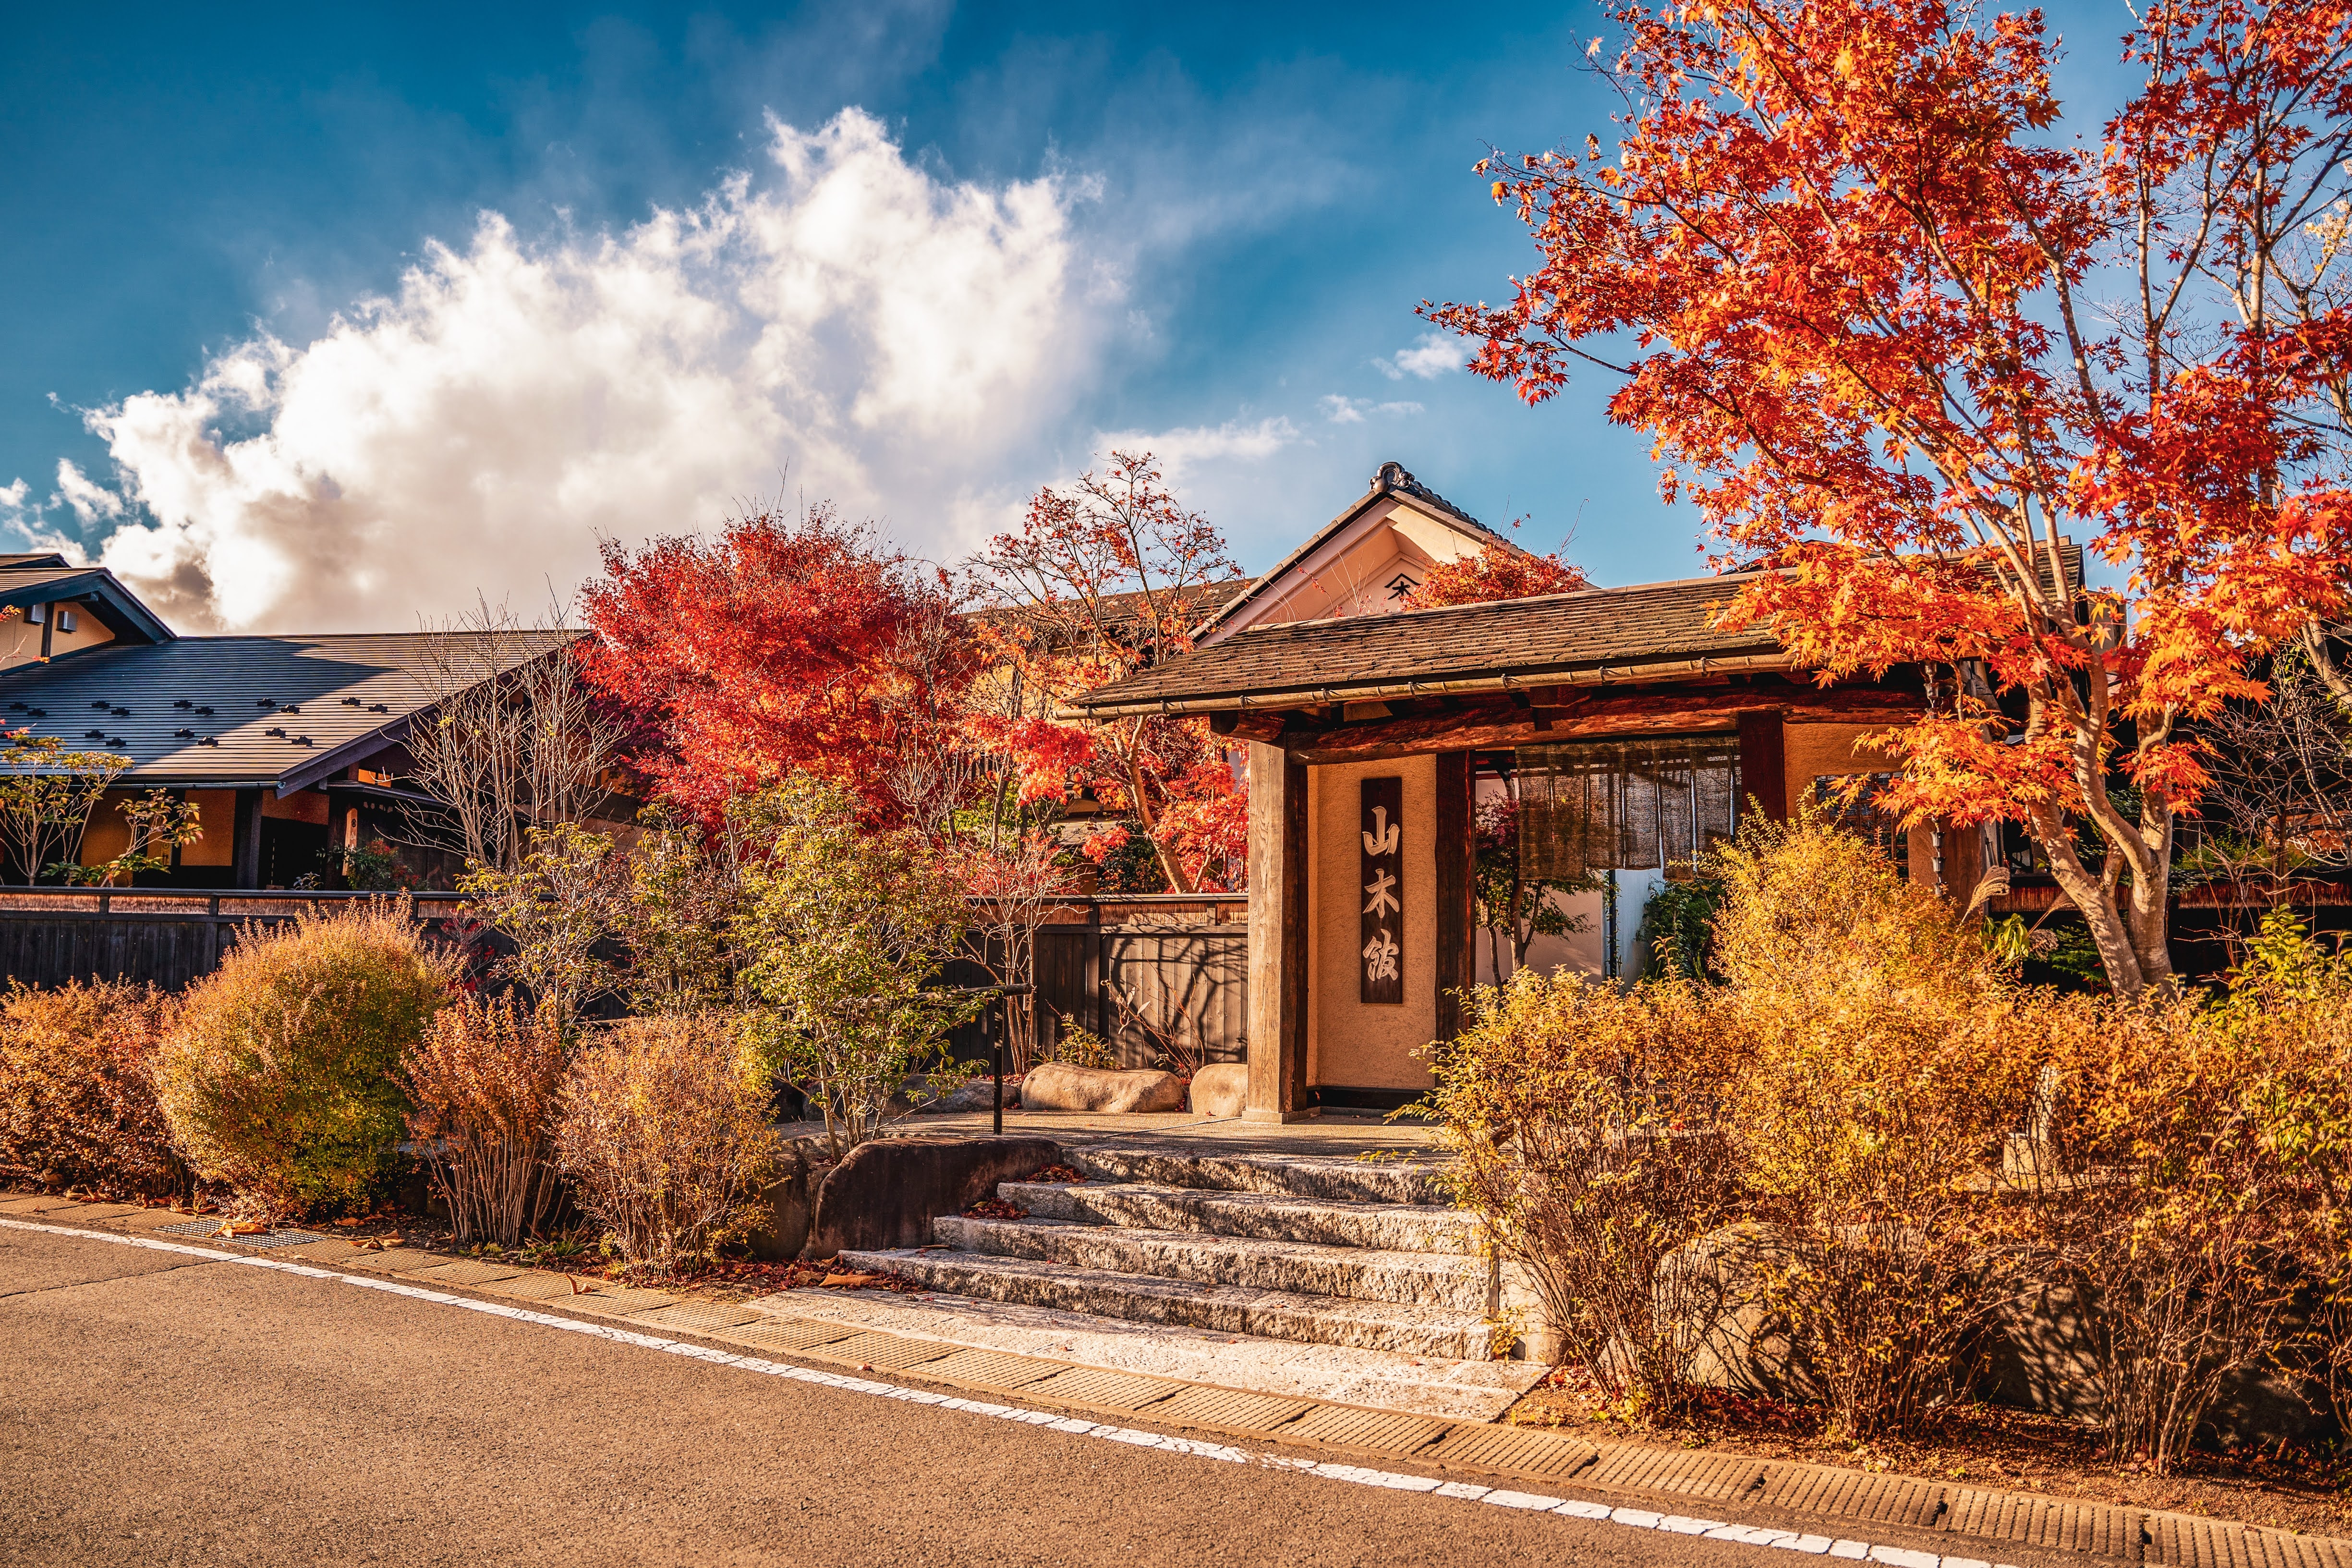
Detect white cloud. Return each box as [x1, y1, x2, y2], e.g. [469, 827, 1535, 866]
[54, 460, 123, 524]
[1319, 395, 1424, 425]
[1378, 330, 1469, 381]
[67, 109, 1110, 632]
[1086, 415, 1299, 483]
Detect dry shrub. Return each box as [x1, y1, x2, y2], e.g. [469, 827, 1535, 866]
[554, 1013, 777, 1273]
[402, 994, 569, 1246]
[1426, 971, 1740, 1418]
[1708, 814, 2038, 1439]
[153, 905, 456, 1218]
[2017, 911, 2347, 1473]
[0, 979, 183, 1198]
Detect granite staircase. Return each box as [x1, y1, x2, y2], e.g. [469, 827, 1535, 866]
[836, 1147, 1523, 1363]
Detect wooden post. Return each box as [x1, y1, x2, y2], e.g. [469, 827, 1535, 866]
[1432, 751, 1473, 1045]
[1245, 741, 1309, 1123]
[1735, 709, 1790, 822]
[230, 789, 263, 889]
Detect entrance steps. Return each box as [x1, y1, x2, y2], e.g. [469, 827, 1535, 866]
[829, 1143, 1546, 1420]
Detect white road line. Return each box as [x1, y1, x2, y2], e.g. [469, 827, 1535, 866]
[3, 1217, 2017, 1567]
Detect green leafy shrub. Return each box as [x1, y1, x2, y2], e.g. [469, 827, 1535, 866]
[553, 1012, 776, 1273]
[0, 979, 183, 1198]
[402, 994, 569, 1247]
[153, 905, 456, 1217]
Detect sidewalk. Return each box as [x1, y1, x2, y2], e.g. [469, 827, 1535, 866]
[6, 1188, 2345, 1568]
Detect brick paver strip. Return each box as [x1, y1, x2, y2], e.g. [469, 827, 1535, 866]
[806, 1332, 956, 1372]
[912, 1348, 1064, 1391]
[1148, 1385, 1316, 1434]
[407, 1260, 528, 1287]
[1762, 1464, 1947, 1529]
[481, 1271, 596, 1302]
[1422, 1425, 1600, 1480]
[340, 1248, 444, 1274]
[719, 1317, 861, 1354]
[1944, 1486, 2144, 1560]
[1284, 1404, 1451, 1456]
[1018, 1365, 1184, 1412]
[561, 1286, 676, 1314]
[628, 1301, 761, 1335]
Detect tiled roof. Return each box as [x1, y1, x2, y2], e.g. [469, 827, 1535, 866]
[0, 631, 575, 790]
[1072, 575, 1781, 715]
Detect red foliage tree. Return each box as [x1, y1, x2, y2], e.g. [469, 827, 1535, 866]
[1404, 544, 1589, 609]
[1431, 0, 2352, 995]
[579, 504, 975, 827]
[970, 452, 1244, 892]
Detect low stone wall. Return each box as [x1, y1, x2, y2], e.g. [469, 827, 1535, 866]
[803, 1135, 1061, 1259]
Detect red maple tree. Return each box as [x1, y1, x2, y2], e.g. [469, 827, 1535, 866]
[969, 451, 1245, 893]
[1404, 543, 1588, 609]
[579, 504, 975, 827]
[1432, 0, 2352, 995]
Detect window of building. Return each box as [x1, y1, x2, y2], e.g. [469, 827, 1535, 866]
[1812, 772, 1908, 878]
[1515, 736, 1742, 878]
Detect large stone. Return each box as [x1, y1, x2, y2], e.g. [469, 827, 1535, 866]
[1020, 1062, 1187, 1114]
[802, 1135, 1060, 1259]
[1188, 1062, 1249, 1118]
[738, 1137, 830, 1262]
[1659, 1223, 1824, 1403]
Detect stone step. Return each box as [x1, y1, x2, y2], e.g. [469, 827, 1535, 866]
[844, 1246, 1498, 1360]
[748, 1287, 1547, 1422]
[932, 1215, 1494, 1313]
[1001, 1179, 1483, 1256]
[1068, 1146, 1453, 1206]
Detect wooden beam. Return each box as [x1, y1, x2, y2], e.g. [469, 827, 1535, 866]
[1432, 751, 1472, 1046]
[1287, 686, 1919, 765]
[1736, 708, 1791, 821]
[1217, 710, 1287, 745]
[231, 788, 263, 889]
[1245, 741, 1309, 1123]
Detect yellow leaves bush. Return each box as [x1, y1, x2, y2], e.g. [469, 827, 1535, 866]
[1430, 814, 2347, 1468]
[0, 978, 182, 1199]
[553, 1012, 777, 1274]
[153, 905, 457, 1218]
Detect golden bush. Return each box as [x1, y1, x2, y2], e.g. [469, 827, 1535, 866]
[0, 978, 183, 1199]
[553, 1012, 777, 1273]
[152, 905, 457, 1218]
[402, 994, 569, 1247]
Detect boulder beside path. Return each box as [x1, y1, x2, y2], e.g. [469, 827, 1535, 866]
[1020, 1062, 1188, 1114]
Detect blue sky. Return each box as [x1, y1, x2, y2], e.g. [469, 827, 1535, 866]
[0, 1, 2143, 631]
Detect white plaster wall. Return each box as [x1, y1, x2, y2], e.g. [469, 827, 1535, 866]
[1307, 754, 1439, 1091]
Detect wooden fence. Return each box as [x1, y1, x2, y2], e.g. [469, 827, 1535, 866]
[0, 888, 1251, 1071]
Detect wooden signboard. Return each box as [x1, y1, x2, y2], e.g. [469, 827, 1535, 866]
[1359, 776, 1403, 1004]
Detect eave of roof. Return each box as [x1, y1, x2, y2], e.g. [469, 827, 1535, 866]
[0, 563, 176, 646]
[1072, 573, 1782, 717]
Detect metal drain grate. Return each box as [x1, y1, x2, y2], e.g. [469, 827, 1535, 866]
[155, 1218, 326, 1250]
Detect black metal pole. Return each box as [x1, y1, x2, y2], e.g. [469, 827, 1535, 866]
[992, 991, 1005, 1136]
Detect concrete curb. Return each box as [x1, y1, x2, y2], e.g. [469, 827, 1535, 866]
[6, 1193, 2344, 1568]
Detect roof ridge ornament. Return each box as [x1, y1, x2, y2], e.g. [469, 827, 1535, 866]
[1372, 462, 1480, 528]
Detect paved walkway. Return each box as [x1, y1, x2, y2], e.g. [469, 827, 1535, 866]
[782, 1108, 1450, 1160]
[7, 1192, 2344, 1568]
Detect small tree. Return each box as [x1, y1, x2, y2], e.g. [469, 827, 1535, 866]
[402, 603, 625, 874]
[736, 775, 982, 1158]
[457, 824, 623, 1033]
[955, 832, 1073, 1079]
[0, 736, 128, 884]
[401, 994, 568, 1247]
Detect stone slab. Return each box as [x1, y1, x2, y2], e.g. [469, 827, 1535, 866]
[629, 1301, 762, 1335]
[340, 1248, 445, 1274]
[1585, 1446, 1769, 1504]
[1282, 1403, 1450, 1456]
[275, 1239, 374, 1263]
[1019, 1365, 1183, 1412]
[406, 1260, 528, 1287]
[1148, 1384, 1315, 1433]
[911, 1348, 1062, 1391]
[56, 1203, 145, 1221]
[1943, 1485, 2143, 1560]
[744, 1287, 1542, 1422]
[0, 1195, 81, 1214]
[1423, 1424, 1601, 1480]
[114, 1208, 211, 1231]
[804, 1332, 955, 1372]
[482, 1271, 598, 1302]
[720, 1317, 861, 1354]
[557, 1287, 677, 1317]
[1760, 1465, 1945, 1529]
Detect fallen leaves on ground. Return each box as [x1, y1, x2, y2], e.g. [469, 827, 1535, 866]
[1030, 1165, 1087, 1184]
[962, 1199, 1027, 1219]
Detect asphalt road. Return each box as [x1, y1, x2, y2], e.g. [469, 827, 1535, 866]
[1, 1224, 1831, 1568]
